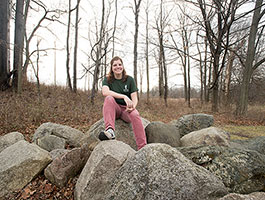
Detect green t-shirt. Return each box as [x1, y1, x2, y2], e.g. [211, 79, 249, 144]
[102, 75, 138, 105]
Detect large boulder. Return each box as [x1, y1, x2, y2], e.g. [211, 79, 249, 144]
[75, 140, 135, 200]
[229, 136, 265, 155]
[49, 149, 70, 160]
[0, 132, 24, 153]
[145, 121, 180, 147]
[180, 127, 230, 147]
[104, 143, 228, 200]
[218, 192, 265, 200]
[178, 145, 265, 194]
[37, 135, 66, 152]
[81, 118, 150, 150]
[33, 122, 84, 148]
[44, 144, 91, 187]
[0, 140, 52, 197]
[170, 113, 214, 138]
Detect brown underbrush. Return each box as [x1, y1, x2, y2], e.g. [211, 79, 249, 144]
[0, 82, 264, 199]
[1, 82, 264, 139]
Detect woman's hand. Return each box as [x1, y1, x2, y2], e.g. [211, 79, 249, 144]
[124, 96, 134, 112]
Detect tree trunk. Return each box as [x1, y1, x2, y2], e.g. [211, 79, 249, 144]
[203, 36, 208, 103]
[66, 0, 72, 91]
[157, 27, 164, 99]
[145, 1, 150, 103]
[211, 54, 220, 112]
[184, 29, 191, 108]
[53, 41, 57, 85]
[206, 57, 212, 102]
[0, 0, 9, 90]
[196, 33, 203, 103]
[112, 0, 118, 57]
[236, 0, 264, 116]
[182, 31, 188, 102]
[133, 0, 142, 87]
[224, 51, 234, 106]
[13, 0, 25, 93]
[73, 0, 81, 93]
[91, 0, 105, 104]
[21, 0, 31, 79]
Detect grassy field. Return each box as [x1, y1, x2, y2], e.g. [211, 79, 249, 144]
[0, 82, 264, 140]
[222, 125, 265, 140]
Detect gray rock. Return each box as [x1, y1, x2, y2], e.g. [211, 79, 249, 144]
[75, 140, 135, 200]
[49, 149, 70, 160]
[0, 132, 24, 153]
[145, 121, 180, 147]
[170, 113, 214, 137]
[229, 136, 265, 155]
[178, 145, 265, 194]
[180, 127, 230, 147]
[44, 144, 91, 187]
[0, 140, 52, 197]
[105, 143, 228, 200]
[218, 192, 265, 200]
[81, 118, 149, 150]
[33, 122, 84, 147]
[37, 135, 66, 152]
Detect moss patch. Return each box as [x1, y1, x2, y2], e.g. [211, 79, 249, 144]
[222, 125, 265, 140]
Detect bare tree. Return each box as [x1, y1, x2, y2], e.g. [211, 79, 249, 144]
[23, 0, 61, 79]
[193, 0, 245, 112]
[0, 0, 10, 90]
[66, 0, 73, 91]
[73, 0, 81, 93]
[13, 0, 25, 93]
[153, 0, 172, 105]
[91, 0, 106, 103]
[159, 0, 168, 106]
[31, 39, 41, 96]
[145, 0, 150, 103]
[236, 0, 265, 116]
[133, 0, 142, 87]
[168, 10, 192, 107]
[196, 30, 203, 103]
[112, 0, 118, 57]
[223, 40, 245, 106]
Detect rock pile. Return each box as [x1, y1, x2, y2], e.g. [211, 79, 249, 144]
[0, 113, 264, 199]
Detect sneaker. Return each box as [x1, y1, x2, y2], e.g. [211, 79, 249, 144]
[98, 128, 115, 140]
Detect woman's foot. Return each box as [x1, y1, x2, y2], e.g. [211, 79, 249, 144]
[98, 128, 115, 140]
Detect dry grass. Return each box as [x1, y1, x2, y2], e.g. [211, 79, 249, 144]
[222, 125, 265, 140]
[0, 82, 103, 141]
[0, 82, 264, 142]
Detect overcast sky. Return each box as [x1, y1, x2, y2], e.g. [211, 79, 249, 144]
[19, 0, 202, 91]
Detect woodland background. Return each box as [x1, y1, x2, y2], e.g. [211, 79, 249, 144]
[0, 0, 264, 199]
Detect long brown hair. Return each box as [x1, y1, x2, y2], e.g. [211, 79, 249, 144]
[107, 56, 128, 83]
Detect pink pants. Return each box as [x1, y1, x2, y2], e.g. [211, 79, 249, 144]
[103, 96, 147, 150]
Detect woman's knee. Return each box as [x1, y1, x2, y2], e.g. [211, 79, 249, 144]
[104, 95, 115, 104]
[129, 109, 140, 119]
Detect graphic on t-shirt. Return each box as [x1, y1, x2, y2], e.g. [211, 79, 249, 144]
[123, 85, 129, 92]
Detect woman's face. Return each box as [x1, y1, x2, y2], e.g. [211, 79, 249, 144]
[112, 59, 124, 77]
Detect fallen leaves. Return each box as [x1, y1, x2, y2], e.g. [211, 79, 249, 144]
[5, 175, 77, 200]
[21, 187, 36, 199]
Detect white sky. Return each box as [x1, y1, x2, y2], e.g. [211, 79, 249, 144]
[17, 0, 204, 91]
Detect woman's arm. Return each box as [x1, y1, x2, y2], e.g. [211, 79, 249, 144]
[102, 85, 134, 108]
[126, 92, 138, 112]
[131, 92, 138, 108]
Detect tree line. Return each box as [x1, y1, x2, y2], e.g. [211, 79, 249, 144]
[0, 0, 264, 116]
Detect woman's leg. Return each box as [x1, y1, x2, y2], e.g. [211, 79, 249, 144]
[121, 109, 147, 150]
[103, 96, 121, 131]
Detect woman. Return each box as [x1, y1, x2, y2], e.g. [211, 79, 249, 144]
[99, 56, 147, 150]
